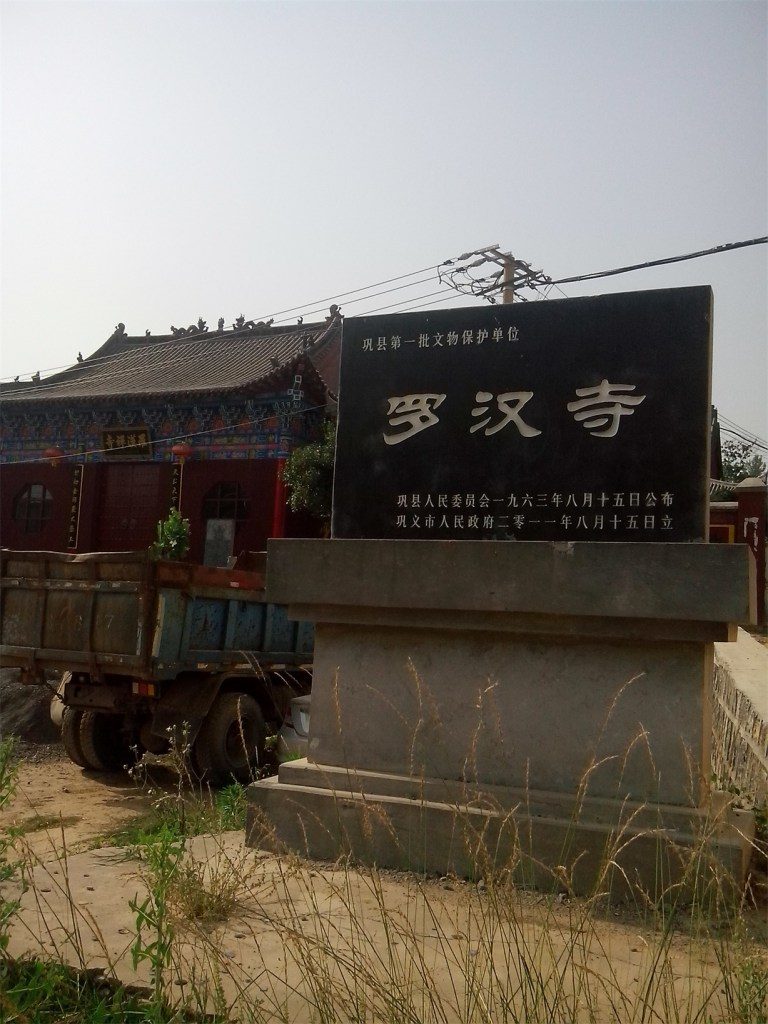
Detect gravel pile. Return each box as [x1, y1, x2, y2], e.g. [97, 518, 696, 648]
[0, 668, 61, 746]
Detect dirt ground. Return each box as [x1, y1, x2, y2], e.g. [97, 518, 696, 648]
[1, 664, 767, 1020]
[1, 746, 159, 858]
[1, 745, 766, 1023]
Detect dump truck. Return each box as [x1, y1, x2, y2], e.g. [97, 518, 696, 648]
[0, 549, 313, 782]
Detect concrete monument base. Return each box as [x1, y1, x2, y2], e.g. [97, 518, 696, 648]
[248, 760, 752, 898]
[247, 540, 756, 898]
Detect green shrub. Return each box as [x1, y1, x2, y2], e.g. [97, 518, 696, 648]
[150, 508, 191, 561]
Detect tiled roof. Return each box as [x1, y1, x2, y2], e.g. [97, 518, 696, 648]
[1, 319, 341, 405]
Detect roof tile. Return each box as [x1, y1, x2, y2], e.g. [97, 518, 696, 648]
[2, 321, 340, 404]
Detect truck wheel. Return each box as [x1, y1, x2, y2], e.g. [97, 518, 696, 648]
[193, 692, 266, 785]
[79, 711, 129, 772]
[61, 708, 89, 769]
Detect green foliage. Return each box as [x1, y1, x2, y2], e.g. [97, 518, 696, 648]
[0, 958, 182, 1023]
[281, 419, 336, 521]
[213, 782, 248, 831]
[103, 782, 247, 850]
[721, 439, 767, 483]
[731, 955, 768, 1024]
[130, 825, 183, 1002]
[0, 737, 21, 954]
[150, 507, 191, 561]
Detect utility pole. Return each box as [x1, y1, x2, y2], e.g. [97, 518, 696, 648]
[501, 254, 517, 304]
[439, 245, 551, 304]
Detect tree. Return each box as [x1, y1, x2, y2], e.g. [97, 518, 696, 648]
[721, 439, 767, 483]
[281, 419, 336, 522]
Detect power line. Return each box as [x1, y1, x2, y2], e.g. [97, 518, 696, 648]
[242, 261, 445, 322]
[385, 289, 478, 315]
[550, 237, 767, 286]
[0, 324, 326, 399]
[718, 414, 767, 448]
[354, 286, 461, 318]
[720, 425, 768, 453]
[4, 235, 765, 387]
[3, 287, 469, 396]
[270, 274, 440, 325]
[6, 403, 329, 465]
[241, 245, 502, 324]
[3, 247, 495, 382]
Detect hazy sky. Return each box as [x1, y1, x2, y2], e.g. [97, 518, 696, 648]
[2, 0, 766, 442]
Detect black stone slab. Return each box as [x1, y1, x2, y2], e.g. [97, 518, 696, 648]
[332, 287, 713, 542]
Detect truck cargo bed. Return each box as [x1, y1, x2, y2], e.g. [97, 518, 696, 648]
[0, 549, 313, 681]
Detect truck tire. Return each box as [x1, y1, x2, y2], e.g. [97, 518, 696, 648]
[61, 708, 89, 769]
[193, 692, 266, 785]
[79, 711, 129, 772]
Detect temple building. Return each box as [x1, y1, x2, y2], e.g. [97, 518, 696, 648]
[0, 313, 341, 564]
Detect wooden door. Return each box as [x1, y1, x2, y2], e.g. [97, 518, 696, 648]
[95, 464, 166, 551]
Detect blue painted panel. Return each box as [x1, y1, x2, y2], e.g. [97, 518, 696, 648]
[155, 590, 187, 662]
[296, 621, 315, 656]
[186, 599, 226, 652]
[264, 604, 297, 653]
[152, 590, 313, 667]
[230, 601, 265, 651]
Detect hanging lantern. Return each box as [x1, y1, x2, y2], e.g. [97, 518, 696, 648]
[171, 442, 194, 464]
[42, 445, 65, 467]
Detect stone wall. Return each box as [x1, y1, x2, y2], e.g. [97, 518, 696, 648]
[712, 629, 768, 805]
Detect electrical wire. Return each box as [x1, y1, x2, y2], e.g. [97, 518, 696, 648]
[717, 414, 767, 448]
[0, 328, 326, 400]
[353, 286, 461, 318]
[549, 237, 767, 286]
[7, 403, 329, 466]
[12, 402, 763, 467]
[2, 248, 489, 382]
[4, 234, 767, 423]
[720, 425, 768, 453]
[383, 289, 479, 315]
[241, 244, 501, 324]
[2, 285, 467, 400]
[269, 274, 440, 325]
[240, 261, 446, 322]
[5, 236, 765, 384]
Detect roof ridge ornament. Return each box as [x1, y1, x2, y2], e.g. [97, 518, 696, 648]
[170, 319, 209, 338]
[232, 315, 275, 331]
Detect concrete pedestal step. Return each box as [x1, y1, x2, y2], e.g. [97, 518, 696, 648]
[247, 759, 753, 901]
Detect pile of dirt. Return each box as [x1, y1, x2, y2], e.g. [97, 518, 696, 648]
[0, 668, 60, 745]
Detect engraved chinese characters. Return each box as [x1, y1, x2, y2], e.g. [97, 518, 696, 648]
[333, 287, 712, 542]
[392, 490, 674, 536]
[566, 380, 646, 438]
[384, 395, 446, 445]
[470, 392, 541, 437]
[383, 383, 647, 444]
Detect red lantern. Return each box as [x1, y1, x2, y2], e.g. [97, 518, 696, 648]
[171, 442, 194, 464]
[42, 445, 65, 467]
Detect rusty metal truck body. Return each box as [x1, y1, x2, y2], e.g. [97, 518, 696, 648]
[0, 549, 312, 781]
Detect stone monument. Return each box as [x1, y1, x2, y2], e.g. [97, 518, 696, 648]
[247, 287, 756, 897]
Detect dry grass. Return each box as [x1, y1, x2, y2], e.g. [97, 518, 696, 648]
[2, 664, 767, 1024]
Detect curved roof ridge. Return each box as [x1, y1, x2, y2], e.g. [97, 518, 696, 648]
[1, 318, 341, 405]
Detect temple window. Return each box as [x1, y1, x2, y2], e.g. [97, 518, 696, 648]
[13, 483, 53, 533]
[202, 482, 249, 522]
